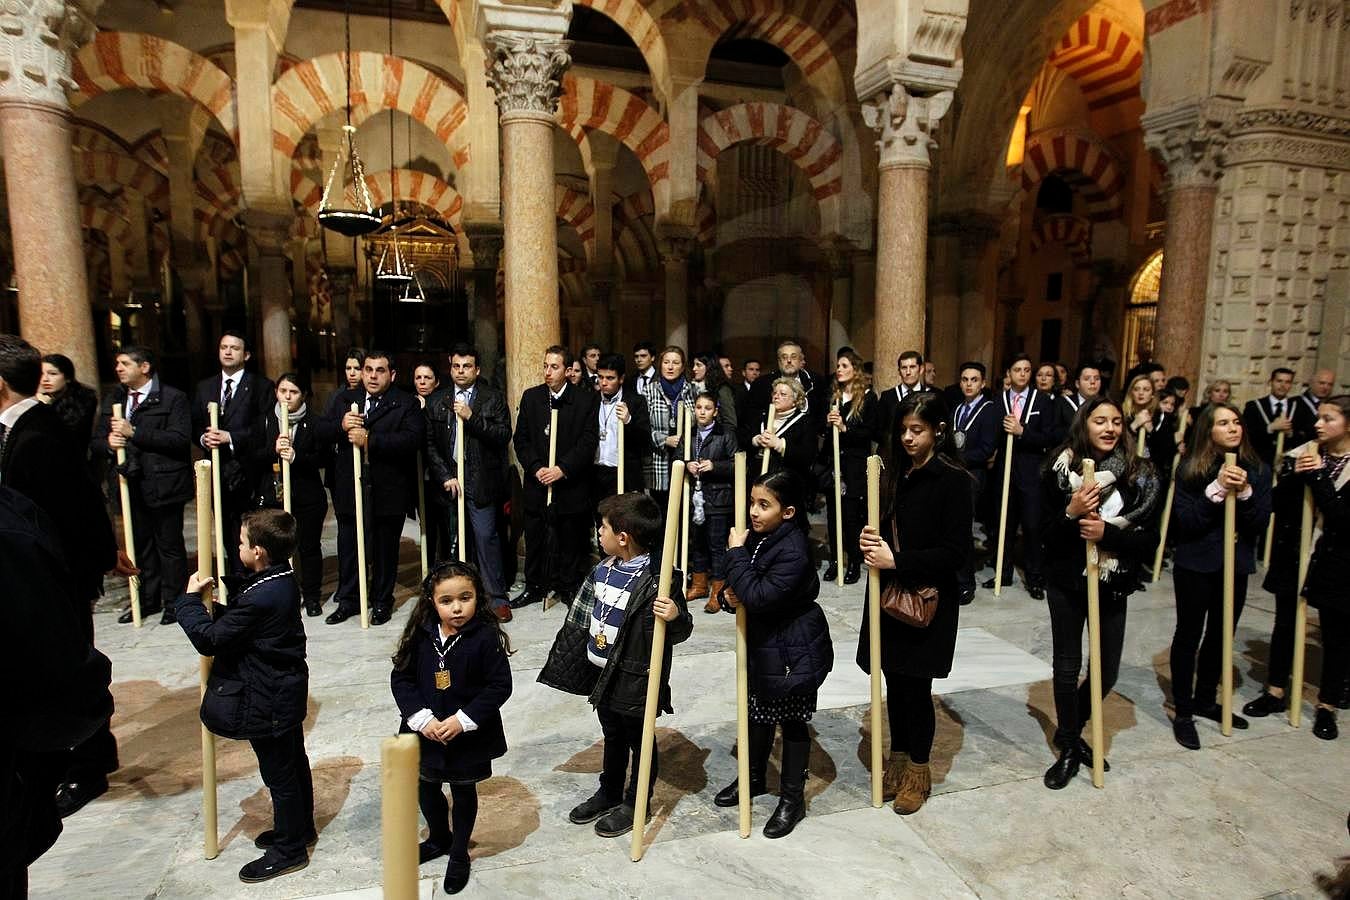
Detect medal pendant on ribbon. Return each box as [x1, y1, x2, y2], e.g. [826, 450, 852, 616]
[955, 431, 966, 450]
[594, 632, 608, 650]
[599, 429, 607, 441]
[435, 669, 451, 690]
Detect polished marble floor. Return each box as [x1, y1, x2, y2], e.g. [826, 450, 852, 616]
[28, 506, 1350, 899]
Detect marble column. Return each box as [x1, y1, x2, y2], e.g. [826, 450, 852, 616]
[661, 234, 692, 351]
[820, 238, 854, 359]
[0, 0, 102, 384]
[862, 84, 952, 391]
[485, 33, 569, 413]
[958, 215, 1001, 368]
[928, 219, 962, 383]
[466, 230, 504, 384]
[244, 213, 294, 378]
[1143, 103, 1232, 386]
[590, 277, 613, 352]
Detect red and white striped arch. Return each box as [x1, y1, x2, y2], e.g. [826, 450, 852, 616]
[364, 169, 464, 227]
[271, 53, 469, 172]
[697, 102, 842, 227]
[72, 32, 238, 143]
[1030, 213, 1092, 261]
[691, 0, 853, 103]
[1020, 128, 1125, 222]
[574, 0, 670, 91]
[558, 75, 670, 212]
[72, 149, 168, 205]
[556, 185, 597, 263]
[1048, 13, 1144, 111]
[81, 203, 132, 247]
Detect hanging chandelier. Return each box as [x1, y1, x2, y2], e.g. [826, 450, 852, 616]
[375, 228, 413, 285]
[397, 270, 425, 304]
[316, 0, 380, 237]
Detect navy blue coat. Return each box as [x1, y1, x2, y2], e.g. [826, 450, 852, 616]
[724, 523, 833, 698]
[689, 421, 738, 510]
[315, 386, 426, 519]
[92, 379, 194, 508]
[391, 617, 512, 780]
[1170, 460, 1271, 575]
[176, 564, 309, 740]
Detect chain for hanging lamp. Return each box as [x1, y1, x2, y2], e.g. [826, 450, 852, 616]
[316, 0, 380, 237]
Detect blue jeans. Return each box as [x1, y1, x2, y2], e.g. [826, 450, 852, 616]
[690, 505, 731, 579]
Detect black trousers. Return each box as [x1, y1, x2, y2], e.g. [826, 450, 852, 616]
[884, 673, 936, 764]
[689, 505, 732, 579]
[1171, 567, 1249, 718]
[248, 726, 315, 860]
[418, 779, 478, 866]
[994, 466, 1044, 585]
[1318, 607, 1350, 706]
[597, 706, 656, 805]
[523, 506, 590, 596]
[293, 500, 327, 605]
[1046, 581, 1127, 749]
[128, 495, 187, 612]
[957, 470, 986, 595]
[335, 513, 404, 614]
[825, 492, 866, 568]
[1264, 588, 1298, 690]
[425, 486, 454, 570]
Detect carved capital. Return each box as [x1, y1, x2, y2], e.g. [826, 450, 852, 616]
[484, 32, 570, 122]
[241, 209, 293, 256]
[468, 232, 503, 270]
[0, 0, 100, 108]
[861, 83, 953, 170]
[1142, 101, 1236, 191]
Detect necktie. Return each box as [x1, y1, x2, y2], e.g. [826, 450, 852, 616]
[221, 377, 234, 411]
[1012, 392, 1024, 418]
[366, 394, 379, 417]
[1273, 400, 1282, 419]
[127, 390, 141, 417]
[958, 403, 971, 431]
[0, 421, 8, 453]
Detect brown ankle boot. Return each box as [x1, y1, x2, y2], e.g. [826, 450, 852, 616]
[704, 579, 725, 613]
[882, 753, 909, 802]
[892, 761, 931, 815]
[685, 572, 710, 602]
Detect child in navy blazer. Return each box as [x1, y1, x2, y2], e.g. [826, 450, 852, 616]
[391, 561, 513, 895]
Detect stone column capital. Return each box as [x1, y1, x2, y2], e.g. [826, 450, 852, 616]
[465, 227, 504, 269]
[484, 32, 570, 124]
[242, 209, 293, 256]
[1142, 100, 1237, 192]
[819, 236, 855, 277]
[659, 236, 692, 266]
[0, 0, 101, 109]
[862, 83, 953, 171]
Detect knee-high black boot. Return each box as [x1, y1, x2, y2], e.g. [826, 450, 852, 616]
[762, 735, 809, 838]
[713, 722, 773, 807]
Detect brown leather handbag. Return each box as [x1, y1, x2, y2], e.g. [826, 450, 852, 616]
[879, 514, 940, 627]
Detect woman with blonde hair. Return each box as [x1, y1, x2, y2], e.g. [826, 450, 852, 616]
[753, 376, 818, 490]
[821, 351, 876, 583]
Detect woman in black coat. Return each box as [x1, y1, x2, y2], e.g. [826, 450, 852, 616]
[1167, 401, 1271, 750]
[822, 350, 877, 584]
[717, 469, 832, 839]
[39, 353, 99, 477]
[1038, 397, 1161, 789]
[858, 395, 971, 816]
[251, 373, 329, 617]
[751, 377, 819, 490]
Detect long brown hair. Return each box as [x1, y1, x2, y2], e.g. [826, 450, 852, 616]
[1047, 396, 1142, 480]
[831, 350, 870, 422]
[1121, 373, 1158, 418]
[1178, 401, 1262, 486]
[391, 561, 513, 670]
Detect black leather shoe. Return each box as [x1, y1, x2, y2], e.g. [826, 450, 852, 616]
[959, 590, 975, 606]
[509, 589, 542, 610]
[1241, 691, 1287, 718]
[1313, 707, 1339, 740]
[822, 562, 838, 583]
[843, 562, 861, 585]
[1194, 703, 1248, 730]
[1173, 717, 1201, 750]
[1075, 738, 1110, 773]
[418, 837, 451, 863]
[55, 777, 107, 817]
[370, 606, 393, 626]
[444, 859, 471, 894]
[1043, 748, 1079, 790]
[713, 777, 768, 808]
[568, 790, 619, 824]
[981, 577, 1013, 590]
[1336, 680, 1349, 710]
[160, 606, 177, 625]
[1027, 584, 1045, 600]
[594, 803, 639, 838]
[304, 600, 323, 618]
[254, 829, 318, 850]
[325, 607, 357, 625]
[238, 852, 308, 883]
[118, 604, 161, 624]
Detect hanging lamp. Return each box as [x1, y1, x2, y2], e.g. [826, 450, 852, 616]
[376, 220, 413, 285]
[317, 0, 380, 237]
[397, 270, 425, 303]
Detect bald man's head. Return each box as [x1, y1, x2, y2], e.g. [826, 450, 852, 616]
[1310, 368, 1337, 400]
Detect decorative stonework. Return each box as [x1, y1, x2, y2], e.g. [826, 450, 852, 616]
[1234, 107, 1350, 137]
[1142, 102, 1235, 190]
[468, 232, 503, 271]
[1225, 134, 1350, 171]
[861, 83, 953, 170]
[0, 0, 100, 108]
[484, 33, 570, 122]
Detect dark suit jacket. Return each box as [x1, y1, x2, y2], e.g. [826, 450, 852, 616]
[425, 381, 513, 509]
[1, 402, 116, 606]
[953, 395, 1001, 471]
[744, 369, 829, 447]
[1290, 390, 1321, 449]
[1242, 396, 1294, 466]
[513, 382, 599, 513]
[1051, 393, 1090, 447]
[192, 372, 274, 494]
[875, 383, 937, 456]
[994, 388, 1057, 483]
[595, 387, 650, 491]
[248, 406, 327, 510]
[315, 386, 426, 518]
[92, 379, 194, 508]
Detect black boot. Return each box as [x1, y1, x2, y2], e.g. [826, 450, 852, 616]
[1042, 745, 1079, 790]
[822, 562, 838, 583]
[843, 561, 861, 585]
[762, 736, 809, 839]
[714, 723, 773, 807]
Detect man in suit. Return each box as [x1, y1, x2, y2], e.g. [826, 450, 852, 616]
[512, 345, 600, 609]
[742, 340, 828, 448]
[951, 362, 1000, 604]
[192, 331, 274, 574]
[92, 345, 193, 624]
[1050, 362, 1101, 446]
[1290, 368, 1336, 448]
[875, 349, 936, 454]
[317, 350, 425, 626]
[580, 343, 603, 390]
[590, 353, 651, 512]
[425, 343, 514, 621]
[626, 341, 658, 397]
[0, 335, 120, 818]
[983, 353, 1056, 599]
[1242, 367, 1296, 467]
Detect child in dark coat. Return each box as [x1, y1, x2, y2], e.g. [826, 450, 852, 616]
[391, 560, 513, 895]
[716, 470, 833, 839]
[686, 391, 738, 612]
[177, 509, 314, 884]
[538, 491, 692, 840]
